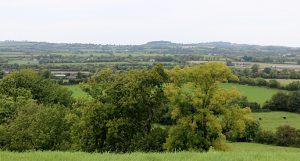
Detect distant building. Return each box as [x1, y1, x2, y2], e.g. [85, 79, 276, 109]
[149, 59, 156, 62]
[53, 74, 66, 78]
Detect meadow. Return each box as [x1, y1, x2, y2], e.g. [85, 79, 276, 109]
[251, 111, 300, 131]
[65, 85, 90, 98]
[220, 83, 283, 105]
[1, 143, 300, 161]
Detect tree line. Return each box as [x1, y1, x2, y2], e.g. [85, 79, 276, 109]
[0, 62, 258, 152]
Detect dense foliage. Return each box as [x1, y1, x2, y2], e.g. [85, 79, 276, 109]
[0, 63, 256, 152]
[264, 91, 300, 112]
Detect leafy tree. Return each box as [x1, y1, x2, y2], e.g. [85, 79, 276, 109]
[263, 92, 289, 111]
[0, 95, 16, 124]
[0, 69, 72, 106]
[164, 62, 250, 151]
[38, 68, 51, 79]
[255, 77, 268, 86]
[285, 81, 300, 91]
[251, 64, 259, 74]
[268, 79, 280, 88]
[5, 103, 71, 151]
[263, 67, 272, 74]
[222, 106, 253, 141]
[78, 64, 169, 152]
[287, 91, 300, 112]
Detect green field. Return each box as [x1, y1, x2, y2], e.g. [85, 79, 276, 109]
[7, 60, 38, 64]
[1, 143, 300, 161]
[65, 85, 90, 98]
[220, 83, 283, 105]
[251, 112, 300, 131]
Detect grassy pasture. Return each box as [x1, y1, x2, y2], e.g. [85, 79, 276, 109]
[251, 112, 300, 131]
[7, 60, 38, 65]
[220, 83, 283, 105]
[65, 85, 90, 99]
[1, 142, 300, 161]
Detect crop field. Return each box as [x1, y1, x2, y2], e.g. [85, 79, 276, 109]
[1, 142, 300, 161]
[220, 83, 283, 105]
[251, 112, 300, 131]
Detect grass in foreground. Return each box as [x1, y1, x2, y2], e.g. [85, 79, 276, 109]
[1, 143, 300, 161]
[220, 83, 283, 105]
[251, 111, 300, 131]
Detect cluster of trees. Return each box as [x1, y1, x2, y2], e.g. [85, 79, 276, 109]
[263, 91, 300, 112]
[0, 63, 257, 152]
[229, 76, 300, 91]
[38, 54, 179, 64]
[233, 65, 300, 80]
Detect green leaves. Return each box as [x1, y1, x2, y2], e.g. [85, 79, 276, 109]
[0, 69, 73, 106]
[164, 62, 249, 151]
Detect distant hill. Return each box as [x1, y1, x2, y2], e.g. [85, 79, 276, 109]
[1, 40, 300, 56]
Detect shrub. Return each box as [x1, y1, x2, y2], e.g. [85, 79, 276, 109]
[275, 125, 299, 146]
[287, 91, 300, 112]
[263, 92, 289, 111]
[268, 79, 281, 88]
[255, 130, 275, 144]
[255, 78, 268, 86]
[130, 127, 168, 152]
[243, 120, 260, 142]
[164, 125, 189, 151]
[7, 103, 71, 151]
[285, 81, 300, 91]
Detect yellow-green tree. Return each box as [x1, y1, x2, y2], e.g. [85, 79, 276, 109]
[164, 62, 252, 151]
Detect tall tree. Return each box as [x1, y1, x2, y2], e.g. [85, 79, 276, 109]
[164, 62, 252, 151]
[80, 64, 169, 152]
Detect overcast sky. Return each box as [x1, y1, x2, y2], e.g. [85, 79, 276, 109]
[0, 0, 299, 46]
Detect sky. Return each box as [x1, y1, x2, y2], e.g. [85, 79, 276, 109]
[0, 0, 300, 47]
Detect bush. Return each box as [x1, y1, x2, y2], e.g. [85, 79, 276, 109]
[263, 92, 289, 111]
[130, 127, 168, 152]
[275, 125, 299, 146]
[287, 91, 300, 112]
[285, 81, 300, 91]
[164, 125, 189, 151]
[243, 120, 260, 142]
[6, 103, 71, 151]
[268, 79, 281, 88]
[255, 78, 268, 86]
[255, 130, 275, 144]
